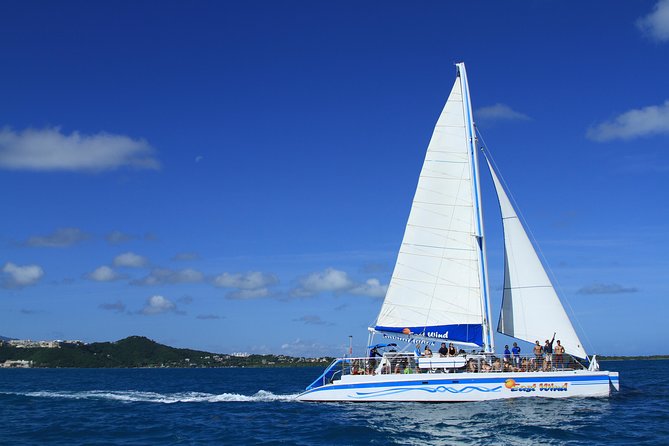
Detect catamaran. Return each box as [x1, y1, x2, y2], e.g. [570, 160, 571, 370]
[296, 63, 619, 402]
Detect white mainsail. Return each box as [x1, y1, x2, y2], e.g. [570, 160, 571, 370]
[374, 69, 486, 345]
[487, 158, 587, 358]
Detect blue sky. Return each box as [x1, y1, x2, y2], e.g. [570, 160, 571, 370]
[1, 1, 668, 357]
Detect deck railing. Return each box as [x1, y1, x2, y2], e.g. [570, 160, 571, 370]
[330, 352, 587, 380]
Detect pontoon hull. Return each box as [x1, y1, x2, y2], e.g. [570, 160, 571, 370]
[296, 370, 619, 402]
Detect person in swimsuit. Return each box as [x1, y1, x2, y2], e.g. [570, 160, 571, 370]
[447, 343, 457, 356]
[533, 341, 543, 371]
[554, 340, 565, 370]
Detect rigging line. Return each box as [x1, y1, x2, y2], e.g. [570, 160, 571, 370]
[475, 126, 594, 356]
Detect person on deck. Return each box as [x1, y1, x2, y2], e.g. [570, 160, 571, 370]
[503, 345, 511, 363]
[438, 343, 448, 357]
[512, 342, 521, 367]
[554, 340, 565, 370]
[423, 345, 433, 357]
[448, 343, 457, 356]
[543, 333, 556, 371]
[533, 341, 543, 370]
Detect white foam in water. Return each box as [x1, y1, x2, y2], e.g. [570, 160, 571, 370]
[3, 390, 299, 404]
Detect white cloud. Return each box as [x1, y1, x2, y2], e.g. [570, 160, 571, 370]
[0, 126, 160, 172]
[140, 295, 177, 315]
[475, 103, 530, 122]
[292, 268, 353, 297]
[211, 271, 279, 300]
[113, 252, 148, 268]
[637, 0, 669, 42]
[25, 227, 90, 248]
[132, 268, 204, 285]
[86, 265, 123, 282]
[587, 100, 669, 141]
[212, 271, 278, 289]
[350, 278, 388, 298]
[2, 262, 44, 288]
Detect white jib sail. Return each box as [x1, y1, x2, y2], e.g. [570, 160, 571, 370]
[375, 74, 485, 345]
[487, 158, 587, 358]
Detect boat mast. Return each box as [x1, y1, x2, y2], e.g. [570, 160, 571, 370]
[457, 62, 495, 353]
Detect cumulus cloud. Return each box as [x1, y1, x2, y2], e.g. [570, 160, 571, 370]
[290, 268, 389, 298]
[113, 252, 148, 268]
[139, 295, 178, 315]
[0, 126, 160, 172]
[86, 265, 124, 282]
[291, 268, 353, 297]
[212, 271, 278, 289]
[350, 278, 388, 298]
[577, 283, 639, 295]
[24, 227, 90, 248]
[475, 103, 530, 122]
[2, 262, 44, 288]
[637, 0, 669, 42]
[99, 301, 126, 313]
[132, 268, 204, 286]
[212, 271, 279, 299]
[587, 100, 669, 141]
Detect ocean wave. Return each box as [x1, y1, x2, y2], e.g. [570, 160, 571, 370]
[1, 389, 299, 404]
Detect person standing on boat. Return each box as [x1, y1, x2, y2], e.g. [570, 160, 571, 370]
[503, 345, 511, 362]
[533, 341, 543, 370]
[512, 342, 521, 367]
[554, 340, 565, 370]
[543, 333, 556, 371]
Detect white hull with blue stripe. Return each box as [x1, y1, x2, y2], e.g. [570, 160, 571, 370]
[297, 370, 620, 402]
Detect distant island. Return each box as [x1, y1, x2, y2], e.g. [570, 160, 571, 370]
[0, 336, 333, 368]
[1, 336, 666, 368]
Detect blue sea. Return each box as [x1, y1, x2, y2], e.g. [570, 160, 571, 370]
[0, 360, 667, 445]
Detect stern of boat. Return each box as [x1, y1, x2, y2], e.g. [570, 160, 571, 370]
[609, 371, 620, 392]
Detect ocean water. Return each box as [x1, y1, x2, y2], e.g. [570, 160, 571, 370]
[0, 360, 667, 445]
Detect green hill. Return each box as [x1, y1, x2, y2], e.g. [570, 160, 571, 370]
[0, 336, 332, 368]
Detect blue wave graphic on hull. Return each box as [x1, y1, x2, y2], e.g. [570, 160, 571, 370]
[349, 385, 502, 399]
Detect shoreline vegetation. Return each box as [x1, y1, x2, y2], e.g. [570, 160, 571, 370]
[0, 336, 332, 368]
[1, 336, 667, 368]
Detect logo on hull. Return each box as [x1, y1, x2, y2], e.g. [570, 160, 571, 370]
[505, 379, 568, 393]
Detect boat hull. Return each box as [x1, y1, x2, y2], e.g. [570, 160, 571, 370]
[296, 370, 619, 402]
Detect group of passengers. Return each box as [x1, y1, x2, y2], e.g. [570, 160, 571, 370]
[355, 334, 571, 375]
